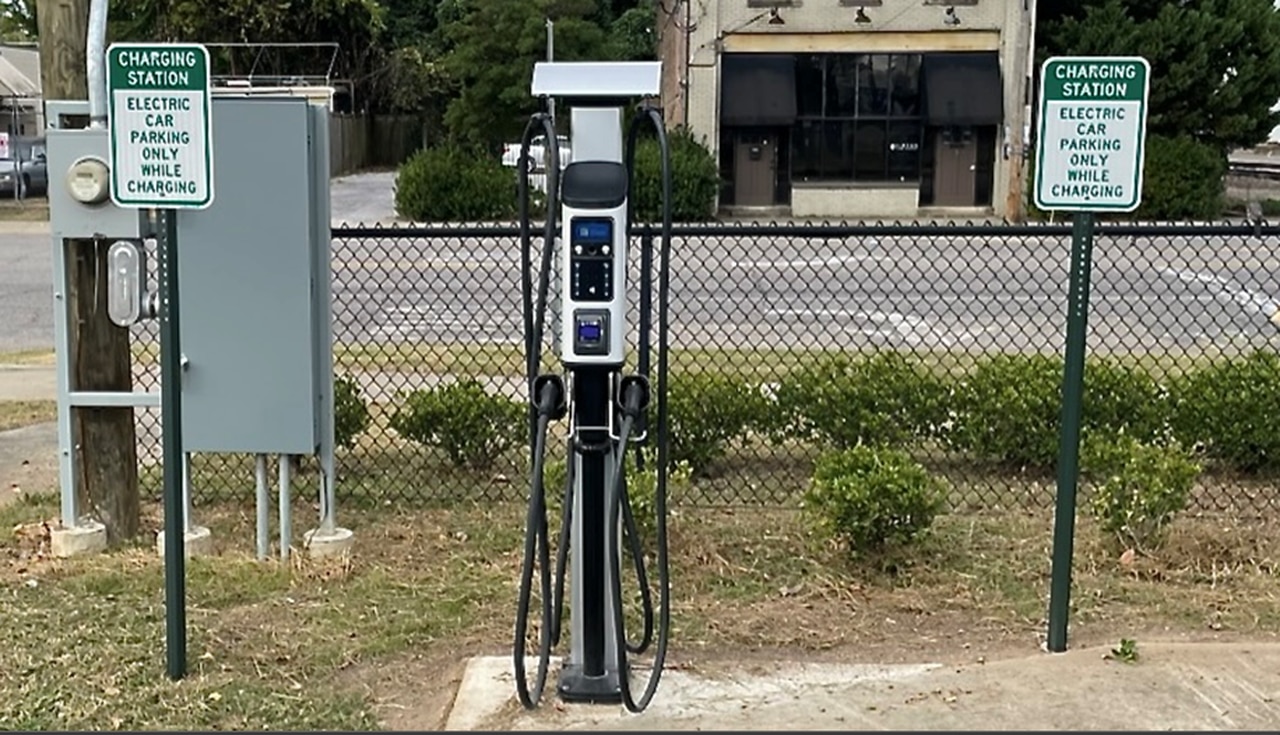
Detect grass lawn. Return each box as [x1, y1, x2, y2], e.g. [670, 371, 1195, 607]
[0, 401, 57, 432]
[0, 199, 49, 222]
[0, 350, 56, 367]
[2, 485, 1278, 730]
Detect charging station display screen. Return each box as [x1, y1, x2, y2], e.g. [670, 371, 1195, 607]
[569, 217, 614, 302]
[574, 220, 612, 242]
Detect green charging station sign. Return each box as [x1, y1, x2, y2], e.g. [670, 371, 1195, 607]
[107, 42, 214, 209]
[1034, 56, 1150, 213]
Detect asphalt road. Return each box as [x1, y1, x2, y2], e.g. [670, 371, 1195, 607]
[332, 230, 1280, 357]
[6, 168, 1280, 362]
[6, 227, 1280, 361]
[0, 230, 53, 354]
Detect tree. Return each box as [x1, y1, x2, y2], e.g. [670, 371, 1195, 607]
[104, 0, 397, 111]
[38, 0, 142, 546]
[606, 0, 656, 61]
[438, 0, 607, 147]
[1, 0, 36, 40]
[1040, 0, 1280, 152]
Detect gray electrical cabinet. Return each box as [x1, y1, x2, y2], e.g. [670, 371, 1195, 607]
[176, 95, 333, 455]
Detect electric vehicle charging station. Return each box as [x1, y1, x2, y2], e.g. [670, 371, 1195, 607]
[511, 60, 675, 714]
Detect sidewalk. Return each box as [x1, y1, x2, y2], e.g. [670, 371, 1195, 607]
[0, 363, 58, 499]
[453, 641, 1280, 731]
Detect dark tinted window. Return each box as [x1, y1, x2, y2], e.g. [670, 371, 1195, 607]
[794, 55, 825, 117]
[790, 53, 924, 182]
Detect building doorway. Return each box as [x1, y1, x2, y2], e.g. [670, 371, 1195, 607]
[733, 134, 778, 207]
[932, 126, 978, 206]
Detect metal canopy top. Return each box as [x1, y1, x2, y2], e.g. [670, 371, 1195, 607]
[531, 61, 662, 97]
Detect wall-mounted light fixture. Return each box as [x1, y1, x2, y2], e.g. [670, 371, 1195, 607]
[944, 6, 961, 25]
[855, 8, 872, 22]
[769, 7, 786, 24]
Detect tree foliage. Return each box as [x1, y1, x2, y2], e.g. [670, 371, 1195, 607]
[606, 0, 657, 61]
[1040, 0, 1280, 151]
[29, 0, 655, 126]
[1, 0, 36, 41]
[438, 0, 608, 147]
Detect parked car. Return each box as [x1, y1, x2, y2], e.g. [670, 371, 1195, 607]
[501, 134, 571, 173]
[0, 136, 47, 199]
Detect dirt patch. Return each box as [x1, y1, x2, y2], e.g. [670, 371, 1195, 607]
[341, 644, 477, 730]
[0, 424, 58, 508]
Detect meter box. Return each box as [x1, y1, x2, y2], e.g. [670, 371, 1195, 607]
[45, 100, 150, 239]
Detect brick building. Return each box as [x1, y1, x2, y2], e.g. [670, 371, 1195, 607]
[657, 0, 1036, 219]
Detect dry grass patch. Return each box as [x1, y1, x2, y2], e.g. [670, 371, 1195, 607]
[0, 200, 49, 222]
[2, 488, 1278, 730]
[0, 350, 56, 367]
[0, 400, 57, 431]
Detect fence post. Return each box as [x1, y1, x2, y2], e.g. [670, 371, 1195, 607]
[635, 225, 655, 468]
[1046, 211, 1097, 653]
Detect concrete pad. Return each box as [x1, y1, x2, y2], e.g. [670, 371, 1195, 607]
[303, 526, 355, 558]
[442, 643, 1280, 731]
[155, 525, 215, 558]
[50, 520, 106, 557]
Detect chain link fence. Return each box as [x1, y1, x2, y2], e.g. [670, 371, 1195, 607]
[126, 220, 1280, 514]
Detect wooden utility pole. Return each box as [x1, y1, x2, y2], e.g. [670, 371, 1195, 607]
[37, 0, 141, 544]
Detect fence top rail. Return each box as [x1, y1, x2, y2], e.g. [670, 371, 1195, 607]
[332, 219, 1280, 240]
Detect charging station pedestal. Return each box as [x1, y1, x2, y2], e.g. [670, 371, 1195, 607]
[527, 60, 664, 705]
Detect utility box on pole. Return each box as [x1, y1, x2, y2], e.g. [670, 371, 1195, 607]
[46, 83, 347, 562]
[176, 94, 332, 456]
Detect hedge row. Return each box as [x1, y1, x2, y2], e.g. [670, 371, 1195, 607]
[339, 350, 1280, 479]
[647, 351, 1280, 477]
[394, 127, 719, 223]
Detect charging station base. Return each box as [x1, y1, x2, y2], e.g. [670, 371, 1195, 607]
[557, 664, 624, 704]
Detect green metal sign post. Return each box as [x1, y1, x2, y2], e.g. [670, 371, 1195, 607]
[1034, 56, 1150, 654]
[106, 41, 215, 681]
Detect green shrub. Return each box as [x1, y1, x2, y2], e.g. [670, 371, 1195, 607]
[1084, 435, 1200, 550]
[333, 373, 371, 450]
[667, 373, 770, 474]
[394, 143, 517, 222]
[389, 379, 526, 470]
[1169, 351, 1280, 471]
[803, 446, 946, 556]
[1080, 358, 1166, 442]
[631, 126, 720, 222]
[543, 458, 692, 541]
[1135, 135, 1226, 221]
[948, 355, 1067, 467]
[948, 356, 1165, 468]
[623, 461, 692, 540]
[773, 352, 949, 449]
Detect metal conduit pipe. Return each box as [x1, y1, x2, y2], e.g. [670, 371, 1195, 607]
[87, 0, 109, 128]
